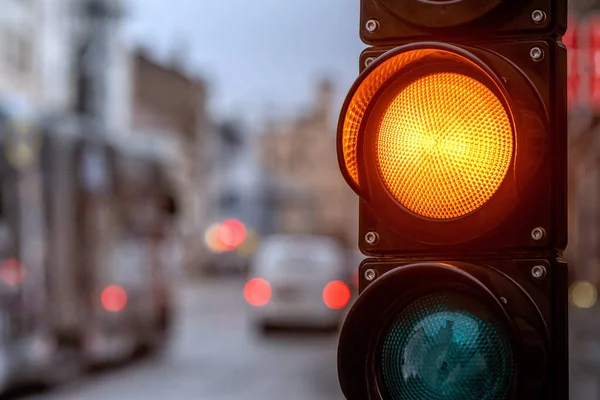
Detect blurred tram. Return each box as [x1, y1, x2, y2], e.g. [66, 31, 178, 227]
[0, 104, 179, 393]
[42, 122, 179, 366]
[0, 98, 56, 391]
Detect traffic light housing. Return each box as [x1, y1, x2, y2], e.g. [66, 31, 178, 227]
[339, 257, 568, 399]
[359, 0, 567, 45]
[337, 1, 569, 399]
[339, 41, 567, 257]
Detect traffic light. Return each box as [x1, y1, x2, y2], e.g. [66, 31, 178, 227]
[336, 1, 568, 399]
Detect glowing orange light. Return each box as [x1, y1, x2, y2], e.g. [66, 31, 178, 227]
[342, 49, 439, 186]
[341, 48, 516, 204]
[377, 72, 513, 219]
[205, 223, 228, 253]
[217, 219, 247, 251]
[0, 258, 25, 286]
[101, 285, 127, 313]
[323, 281, 351, 310]
[244, 278, 271, 307]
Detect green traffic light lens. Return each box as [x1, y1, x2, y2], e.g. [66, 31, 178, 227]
[380, 292, 514, 400]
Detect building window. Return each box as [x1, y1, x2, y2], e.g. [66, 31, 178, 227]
[219, 191, 241, 213]
[0, 27, 9, 69]
[2, 28, 32, 76]
[15, 34, 31, 73]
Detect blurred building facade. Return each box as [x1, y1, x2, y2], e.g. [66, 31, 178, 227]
[567, 0, 600, 280]
[567, 2, 600, 399]
[568, 110, 600, 400]
[0, 0, 73, 112]
[0, 0, 130, 121]
[130, 49, 213, 275]
[567, 113, 600, 284]
[259, 80, 358, 248]
[0, 0, 214, 277]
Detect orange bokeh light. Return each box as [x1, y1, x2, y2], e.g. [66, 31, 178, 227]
[376, 72, 513, 220]
[244, 278, 271, 307]
[323, 281, 351, 310]
[101, 285, 128, 313]
[205, 223, 227, 253]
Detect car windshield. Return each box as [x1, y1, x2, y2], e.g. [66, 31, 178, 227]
[255, 237, 343, 275]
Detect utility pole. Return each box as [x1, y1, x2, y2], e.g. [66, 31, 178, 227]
[74, 0, 122, 135]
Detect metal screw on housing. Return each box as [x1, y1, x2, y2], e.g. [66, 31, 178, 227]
[531, 265, 547, 280]
[365, 269, 379, 282]
[365, 231, 379, 245]
[500, 297, 508, 304]
[531, 10, 547, 24]
[530, 47, 545, 62]
[531, 227, 546, 241]
[365, 19, 380, 33]
[365, 57, 377, 68]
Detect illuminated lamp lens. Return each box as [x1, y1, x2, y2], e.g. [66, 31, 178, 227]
[218, 219, 247, 251]
[244, 278, 271, 307]
[101, 285, 128, 313]
[0, 258, 25, 286]
[323, 281, 351, 310]
[341, 48, 514, 201]
[205, 223, 227, 253]
[380, 292, 514, 400]
[376, 72, 513, 219]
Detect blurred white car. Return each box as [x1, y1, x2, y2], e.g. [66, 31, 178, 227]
[245, 235, 351, 330]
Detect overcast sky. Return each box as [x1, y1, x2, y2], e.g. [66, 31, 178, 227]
[125, 0, 365, 126]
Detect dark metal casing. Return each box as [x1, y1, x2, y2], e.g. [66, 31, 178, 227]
[336, 40, 568, 257]
[360, 0, 567, 45]
[338, 257, 568, 400]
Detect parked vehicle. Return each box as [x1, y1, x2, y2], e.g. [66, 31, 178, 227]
[245, 234, 351, 331]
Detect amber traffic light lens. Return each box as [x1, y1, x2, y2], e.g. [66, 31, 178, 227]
[376, 72, 513, 220]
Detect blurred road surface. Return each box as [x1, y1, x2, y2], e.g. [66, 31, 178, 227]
[25, 280, 344, 400]
[20, 280, 600, 399]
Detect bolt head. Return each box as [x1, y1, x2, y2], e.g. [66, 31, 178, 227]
[365, 57, 377, 68]
[531, 265, 547, 280]
[530, 47, 544, 62]
[531, 227, 546, 241]
[365, 19, 380, 33]
[364, 269, 378, 282]
[531, 10, 547, 24]
[365, 231, 379, 245]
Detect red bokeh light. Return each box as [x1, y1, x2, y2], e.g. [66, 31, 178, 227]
[0, 258, 25, 286]
[244, 278, 271, 307]
[217, 219, 247, 251]
[101, 285, 128, 313]
[323, 281, 351, 310]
